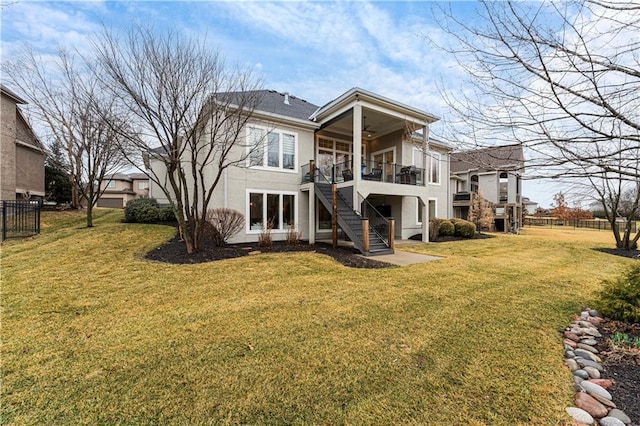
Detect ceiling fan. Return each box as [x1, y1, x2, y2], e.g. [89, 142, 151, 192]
[362, 116, 377, 137]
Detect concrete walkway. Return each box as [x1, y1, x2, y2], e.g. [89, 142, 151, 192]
[318, 238, 442, 266]
[363, 249, 442, 266]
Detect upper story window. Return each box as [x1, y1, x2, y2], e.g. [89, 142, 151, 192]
[138, 182, 149, 190]
[429, 152, 441, 184]
[499, 172, 508, 202]
[248, 126, 296, 171]
[470, 174, 479, 193]
[106, 180, 115, 188]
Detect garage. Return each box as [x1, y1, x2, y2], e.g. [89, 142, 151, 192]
[98, 198, 123, 208]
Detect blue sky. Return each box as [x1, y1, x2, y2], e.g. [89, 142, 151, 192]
[0, 1, 559, 207]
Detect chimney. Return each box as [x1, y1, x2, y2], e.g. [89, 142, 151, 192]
[283, 92, 290, 105]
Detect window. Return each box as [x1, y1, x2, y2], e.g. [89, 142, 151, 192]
[470, 175, 479, 193]
[429, 152, 441, 184]
[417, 199, 423, 225]
[499, 172, 508, 202]
[106, 180, 115, 188]
[247, 191, 296, 232]
[248, 126, 297, 171]
[138, 182, 149, 190]
[316, 137, 362, 181]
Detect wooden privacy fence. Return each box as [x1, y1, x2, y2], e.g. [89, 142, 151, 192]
[524, 217, 637, 232]
[1, 200, 42, 241]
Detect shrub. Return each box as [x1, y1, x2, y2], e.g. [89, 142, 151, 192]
[429, 217, 446, 241]
[453, 219, 476, 238]
[258, 220, 274, 248]
[158, 206, 176, 222]
[286, 225, 302, 245]
[438, 220, 455, 237]
[124, 198, 159, 223]
[205, 208, 244, 246]
[595, 263, 640, 323]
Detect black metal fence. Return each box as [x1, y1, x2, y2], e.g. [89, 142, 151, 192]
[1, 200, 42, 241]
[524, 216, 637, 232]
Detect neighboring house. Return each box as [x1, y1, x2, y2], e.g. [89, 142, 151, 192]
[98, 173, 150, 208]
[0, 84, 46, 201]
[149, 88, 452, 255]
[449, 144, 525, 232]
[522, 197, 539, 215]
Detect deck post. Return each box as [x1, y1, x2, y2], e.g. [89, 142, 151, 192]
[388, 218, 395, 251]
[309, 160, 315, 183]
[332, 183, 338, 248]
[362, 218, 369, 253]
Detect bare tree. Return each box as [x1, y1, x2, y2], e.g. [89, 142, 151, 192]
[92, 26, 263, 253]
[4, 47, 129, 227]
[430, 0, 640, 249]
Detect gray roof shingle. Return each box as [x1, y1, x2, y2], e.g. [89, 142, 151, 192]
[218, 90, 319, 121]
[450, 144, 524, 173]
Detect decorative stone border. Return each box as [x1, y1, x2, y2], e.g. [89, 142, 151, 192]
[563, 309, 633, 426]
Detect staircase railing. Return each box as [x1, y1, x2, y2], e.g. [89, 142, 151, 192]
[358, 193, 390, 245]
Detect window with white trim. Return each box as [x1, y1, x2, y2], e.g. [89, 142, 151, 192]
[138, 182, 149, 190]
[248, 126, 297, 171]
[429, 152, 441, 184]
[248, 191, 296, 232]
[106, 180, 115, 188]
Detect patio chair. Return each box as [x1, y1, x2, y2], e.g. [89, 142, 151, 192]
[363, 168, 382, 181]
[342, 169, 353, 181]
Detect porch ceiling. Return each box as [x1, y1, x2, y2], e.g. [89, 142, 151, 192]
[318, 107, 416, 141]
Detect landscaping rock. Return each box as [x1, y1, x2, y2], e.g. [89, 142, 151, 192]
[581, 311, 590, 320]
[583, 327, 602, 338]
[587, 379, 613, 389]
[580, 338, 598, 346]
[577, 343, 599, 354]
[574, 369, 590, 380]
[574, 349, 599, 362]
[576, 359, 603, 372]
[579, 320, 593, 327]
[588, 309, 601, 317]
[580, 380, 612, 401]
[590, 392, 616, 409]
[565, 331, 581, 342]
[566, 407, 595, 425]
[575, 392, 609, 419]
[566, 350, 576, 358]
[599, 416, 627, 426]
[566, 358, 580, 371]
[607, 409, 632, 425]
[583, 366, 601, 379]
[565, 339, 578, 348]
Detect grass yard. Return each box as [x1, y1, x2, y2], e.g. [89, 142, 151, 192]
[1, 210, 635, 425]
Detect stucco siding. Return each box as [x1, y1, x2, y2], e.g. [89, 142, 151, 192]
[15, 145, 45, 196]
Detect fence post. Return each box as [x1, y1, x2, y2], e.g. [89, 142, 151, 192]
[309, 160, 315, 183]
[388, 218, 395, 251]
[2, 201, 6, 241]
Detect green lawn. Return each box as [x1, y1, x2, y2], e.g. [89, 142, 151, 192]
[1, 210, 635, 425]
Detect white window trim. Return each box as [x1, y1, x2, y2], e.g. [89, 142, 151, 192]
[246, 189, 298, 234]
[416, 198, 438, 226]
[106, 180, 116, 188]
[428, 151, 441, 186]
[370, 146, 397, 162]
[315, 136, 358, 164]
[246, 125, 298, 174]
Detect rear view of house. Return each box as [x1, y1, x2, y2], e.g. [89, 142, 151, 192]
[149, 88, 452, 255]
[450, 144, 524, 232]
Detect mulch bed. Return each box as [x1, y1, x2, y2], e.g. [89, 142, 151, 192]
[145, 232, 393, 268]
[596, 319, 640, 423]
[593, 247, 640, 260]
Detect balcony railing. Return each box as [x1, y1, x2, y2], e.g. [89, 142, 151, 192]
[301, 161, 424, 186]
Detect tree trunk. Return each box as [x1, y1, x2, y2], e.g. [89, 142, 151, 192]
[86, 203, 93, 227]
